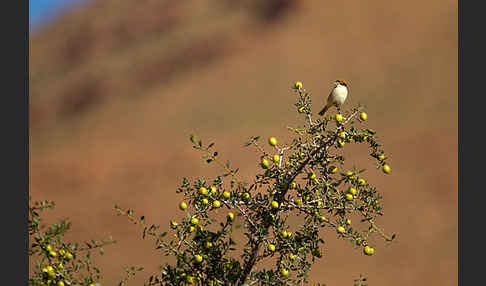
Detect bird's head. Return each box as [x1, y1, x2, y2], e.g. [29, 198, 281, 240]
[334, 79, 348, 87]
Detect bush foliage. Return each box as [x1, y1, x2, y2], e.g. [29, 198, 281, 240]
[30, 83, 395, 286]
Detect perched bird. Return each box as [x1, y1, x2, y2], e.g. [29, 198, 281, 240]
[318, 79, 349, 116]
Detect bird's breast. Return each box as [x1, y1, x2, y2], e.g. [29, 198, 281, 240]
[332, 85, 348, 105]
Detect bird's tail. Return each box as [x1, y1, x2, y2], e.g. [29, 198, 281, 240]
[318, 104, 330, 116]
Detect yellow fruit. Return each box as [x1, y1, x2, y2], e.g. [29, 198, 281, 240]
[360, 112, 368, 121]
[213, 200, 221, 208]
[271, 201, 279, 209]
[363, 246, 375, 256]
[170, 221, 178, 229]
[346, 219, 351, 225]
[287, 232, 292, 237]
[295, 199, 303, 206]
[199, 187, 208, 195]
[335, 114, 343, 123]
[49, 251, 57, 257]
[345, 193, 354, 201]
[337, 226, 346, 234]
[223, 191, 231, 199]
[345, 171, 353, 176]
[309, 172, 316, 180]
[46, 245, 52, 252]
[273, 155, 280, 163]
[47, 270, 56, 279]
[210, 186, 217, 194]
[227, 212, 235, 221]
[243, 193, 250, 200]
[348, 187, 357, 195]
[330, 167, 338, 174]
[281, 269, 289, 277]
[186, 276, 195, 284]
[291, 181, 297, 189]
[179, 202, 188, 211]
[58, 249, 65, 256]
[281, 231, 288, 238]
[189, 226, 195, 233]
[298, 106, 306, 113]
[339, 131, 346, 139]
[261, 159, 270, 169]
[191, 218, 199, 225]
[378, 155, 385, 161]
[268, 244, 276, 252]
[338, 140, 345, 148]
[295, 82, 303, 89]
[64, 252, 73, 260]
[317, 201, 323, 207]
[202, 198, 209, 205]
[205, 241, 213, 248]
[57, 282, 65, 286]
[269, 137, 278, 146]
[382, 164, 391, 174]
[194, 254, 203, 263]
[289, 253, 296, 260]
[358, 178, 366, 185]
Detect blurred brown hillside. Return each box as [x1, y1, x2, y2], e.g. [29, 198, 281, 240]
[29, 0, 457, 285]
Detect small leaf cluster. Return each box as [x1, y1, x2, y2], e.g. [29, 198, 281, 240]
[117, 82, 396, 285]
[29, 197, 115, 286]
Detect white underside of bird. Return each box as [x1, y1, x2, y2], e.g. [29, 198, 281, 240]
[318, 84, 348, 115]
[330, 85, 348, 106]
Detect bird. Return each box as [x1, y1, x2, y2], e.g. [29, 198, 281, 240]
[318, 79, 349, 116]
